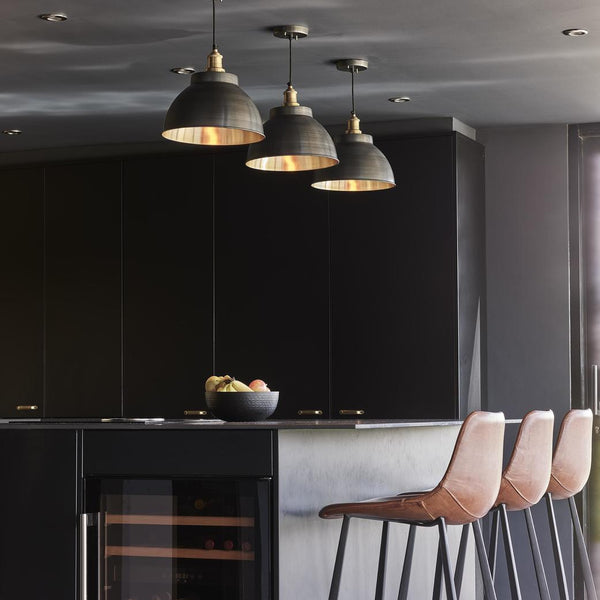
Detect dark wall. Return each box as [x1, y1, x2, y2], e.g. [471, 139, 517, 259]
[480, 125, 570, 419]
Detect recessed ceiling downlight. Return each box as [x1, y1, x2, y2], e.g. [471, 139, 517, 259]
[38, 13, 68, 22]
[3, 129, 22, 136]
[388, 96, 411, 103]
[562, 28, 588, 36]
[171, 67, 196, 75]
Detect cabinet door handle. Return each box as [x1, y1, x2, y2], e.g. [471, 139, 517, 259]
[298, 409, 323, 416]
[16, 405, 38, 411]
[80, 514, 90, 600]
[339, 409, 365, 416]
[184, 410, 208, 417]
[80, 513, 102, 600]
[593, 365, 599, 416]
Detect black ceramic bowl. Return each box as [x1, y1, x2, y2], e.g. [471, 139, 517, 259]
[205, 391, 279, 422]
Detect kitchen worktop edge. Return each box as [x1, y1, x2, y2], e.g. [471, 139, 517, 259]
[0, 418, 521, 430]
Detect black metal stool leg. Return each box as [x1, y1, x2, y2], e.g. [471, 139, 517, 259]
[499, 504, 522, 600]
[432, 539, 443, 600]
[375, 521, 389, 600]
[488, 509, 499, 580]
[438, 518, 458, 600]
[524, 507, 551, 600]
[398, 524, 416, 600]
[472, 520, 498, 600]
[329, 515, 351, 600]
[569, 495, 598, 600]
[454, 523, 470, 596]
[545, 493, 570, 600]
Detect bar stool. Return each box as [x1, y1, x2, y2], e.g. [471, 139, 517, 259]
[543, 408, 597, 600]
[319, 411, 505, 600]
[477, 409, 554, 600]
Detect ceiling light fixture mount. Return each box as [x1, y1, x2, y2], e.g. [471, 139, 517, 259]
[162, 0, 264, 146]
[312, 58, 395, 192]
[336, 58, 368, 73]
[246, 25, 338, 172]
[562, 28, 589, 36]
[170, 67, 196, 75]
[3, 129, 22, 136]
[38, 13, 67, 22]
[272, 25, 308, 40]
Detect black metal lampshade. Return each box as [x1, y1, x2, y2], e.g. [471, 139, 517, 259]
[312, 132, 395, 191]
[163, 70, 264, 146]
[246, 105, 338, 171]
[312, 59, 395, 191]
[246, 25, 337, 172]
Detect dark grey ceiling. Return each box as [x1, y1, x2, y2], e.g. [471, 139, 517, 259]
[2, 0, 600, 153]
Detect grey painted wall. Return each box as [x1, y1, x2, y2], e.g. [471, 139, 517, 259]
[479, 124, 573, 598]
[480, 124, 571, 419]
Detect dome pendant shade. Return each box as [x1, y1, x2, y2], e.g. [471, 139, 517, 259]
[246, 105, 338, 171]
[312, 133, 395, 191]
[163, 71, 264, 146]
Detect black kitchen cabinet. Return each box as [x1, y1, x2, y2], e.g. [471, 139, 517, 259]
[45, 161, 122, 417]
[0, 167, 44, 418]
[0, 130, 483, 422]
[330, 133, 484, 419]
[214, 151, 330, 419]
[122, 155, 213, 418]
[0, 429, 78, 600]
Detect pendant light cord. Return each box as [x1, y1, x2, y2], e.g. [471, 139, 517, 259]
[288, 34, 293, 87]
[212, 0, 219, 50]
[351, 67, 356, 116]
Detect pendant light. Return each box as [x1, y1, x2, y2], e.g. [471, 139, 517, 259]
[246, 25, 338, 172]
[162, 0, 264, 146]
[312, 59, 395, 191]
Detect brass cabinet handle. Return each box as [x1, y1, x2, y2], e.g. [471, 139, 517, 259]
[16, 405, 39, 411]
[339, 409, 365, 416]
[297, 409, 323, 416]
[184, 410, 208, 417]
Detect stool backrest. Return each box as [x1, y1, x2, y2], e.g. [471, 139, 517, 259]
[548, 408, 593, 500]
[498, 409, 554, 509]
[439, 411, 505, 520]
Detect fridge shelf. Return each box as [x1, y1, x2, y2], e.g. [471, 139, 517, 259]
[106, 545, 255, 561]
[106, 514, 255, 527]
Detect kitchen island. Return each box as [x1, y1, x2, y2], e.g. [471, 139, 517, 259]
[0, 419, 475, 599]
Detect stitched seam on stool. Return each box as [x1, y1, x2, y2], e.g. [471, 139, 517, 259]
[550, 474, 575, 496]
[442, 488, 478, 520]
[504, 477, 535, 505]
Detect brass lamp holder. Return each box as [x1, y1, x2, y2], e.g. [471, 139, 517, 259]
[336, 59, 369, 134]
[206, 0, 226, 72]
[273, 25, 309, 107]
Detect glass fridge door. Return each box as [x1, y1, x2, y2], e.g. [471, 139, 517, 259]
[82, 478, 271, 600]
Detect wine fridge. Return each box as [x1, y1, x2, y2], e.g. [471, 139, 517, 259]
[81, 477, 271, 600]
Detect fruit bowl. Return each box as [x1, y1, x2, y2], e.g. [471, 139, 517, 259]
[205, 391, 279, 422]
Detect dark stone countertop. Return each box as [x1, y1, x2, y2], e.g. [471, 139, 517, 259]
[0, 418, 467, 430]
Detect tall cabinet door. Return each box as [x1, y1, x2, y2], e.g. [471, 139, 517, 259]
[0, 429, 78, 600]
[214, 151, 330, 419]
[0, 168, 43, 418]
[330, 135, 458, 419]
[45, 161, 122, 417]
[122, 155, 213, 418]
